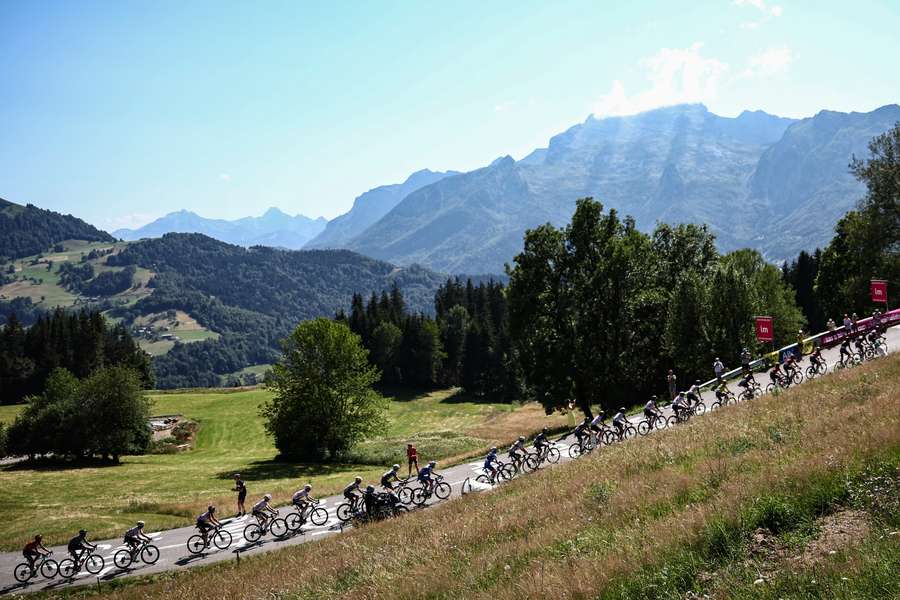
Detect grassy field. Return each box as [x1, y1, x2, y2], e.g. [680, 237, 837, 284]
[35, 353, 900, 600]
[0, 387, 569, 550]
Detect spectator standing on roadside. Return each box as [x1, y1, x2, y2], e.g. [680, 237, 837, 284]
[740, 348, 752, 374]
[232, 473, 247, 517]
[851, 313, 859, 332]
[406, 443, 419, 478]
[713, 358, 725, 384]
[826, 318, 836, 331]
[843, 314, 852, 331]
[667, 370, 677, 400]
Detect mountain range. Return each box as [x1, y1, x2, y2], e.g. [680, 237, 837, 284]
[114, 208, 327, 249]
[338, 103, 900, 273]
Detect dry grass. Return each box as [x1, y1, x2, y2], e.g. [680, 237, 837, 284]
[39, 354, 900, 600]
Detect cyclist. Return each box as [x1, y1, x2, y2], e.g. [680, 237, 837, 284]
[839, 338, 853, 365]
[23, 535, 50, 571]
[589, 411, 607, 436]
[810, 346, 825, 370]
[508, 436, 527, 465]
[783, 353, 799, 380]
[713, 382, 730, 404]
[740, 348, 752, 374]
[344, 476, 364, 508]
[196, 505, 222, 545]
[483, 447, 500, 482]
[380, 464, 402, 490]
[672, 392, 689, 422]
[643, 396, 661, 426]
[418, 460, 438, 494]
[363, 485, 378, 516]
[770, 362, 785, 387]
[123, 521, 151, 553]
[738, 369, 757, 391]
[251, 494, 278, 530]
[612, 407, 631, 438]
[686, 380, 702, 406]
[67, 529, 96, 564]
[292, 484, 315, 520]
[568, 417, 592, 450]
[853, 335, 866, 359]
[532, 427, 550, 455]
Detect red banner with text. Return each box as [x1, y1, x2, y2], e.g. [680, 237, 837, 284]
[755, 316, 774, 342]
[871, 279, 888, 304]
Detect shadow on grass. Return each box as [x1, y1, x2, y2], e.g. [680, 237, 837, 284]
[215, 459, 361, 481]
[439, 388, 516, 405]
[376, 385, 431, 403]
[2, 456, 124, 472]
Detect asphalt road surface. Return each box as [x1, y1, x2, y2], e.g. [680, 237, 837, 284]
[1, 325, 896, 597]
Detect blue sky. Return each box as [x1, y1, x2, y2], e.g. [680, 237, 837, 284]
[1, 0, 898, 230]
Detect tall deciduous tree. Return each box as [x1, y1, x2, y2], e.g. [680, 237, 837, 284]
[262, 318, 386, 461]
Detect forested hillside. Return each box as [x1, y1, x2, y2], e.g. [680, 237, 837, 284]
[0, 198, 114, 260]
[105, 233, 448, 387]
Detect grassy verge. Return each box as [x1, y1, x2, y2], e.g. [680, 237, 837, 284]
[0, 387, 568, 550]
[31, 352, 900, 600]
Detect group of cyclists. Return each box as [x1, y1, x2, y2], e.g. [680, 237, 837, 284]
[15, 316, 892, 585]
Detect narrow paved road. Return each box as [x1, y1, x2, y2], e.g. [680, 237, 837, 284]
[1, 325, 896, 597]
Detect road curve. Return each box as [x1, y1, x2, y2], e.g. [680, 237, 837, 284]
[1, 324, 897, 597]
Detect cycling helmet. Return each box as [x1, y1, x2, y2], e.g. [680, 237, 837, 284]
[392, 464, 400, 471]
[651, 395, 657, 401]
[490, 446, 497, 453]
[208, 506, 216, 512]
[583, 416, 590, 423]
[366, 485, 375, 493]
[264, 494, 272, 501]
[619, 407, 626, 412]
[518, 436, 525, 442]
[542, 427, 548, 433]
[79, 529, 87, 536]
[428, 460, 436, 467]
[233, 473, 241, 478]
[354, 476, 362, 483]
[695, 380, 700, 384]
[136, 520, 145, 527]
[304, 484, 312, 490]
[34, 534, 42, 541]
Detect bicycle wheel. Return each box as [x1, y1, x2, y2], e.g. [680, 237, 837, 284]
[792, 371, 804, 385]
[113, 549, 133, 569]
[243, 523, 262, 543]
[213, 529, 232, 550]
[58, 559, 76, 579]
[397, 487, 414, 504]
[475, 474, 492, 485]
[665, 415, 678, 428]
[13, 563, 33, 583]
[805, 365, 817, 379]
[336, 502, 353, 522]
[271, 518, 289, 538]
[393, 504, 409, 517]
[412, 487, 428, 506]
[499, 464, 515, 481]
[285, 512, 302, 531]
[637, 420, 651, 435]
[766, 382, 777, 394]
[41, 558, 58, 579]
[546, 446, 560, 463]
[309, 506, 328, 526]
[186, 535, 206, 555]
[524, 454, 540, 471]
[141, 544, 160, 565]
[568, 443, 582, 459]
[434, 481, 451, 499]
[85, 554, 104, 575]
[694, 402, 706, 415]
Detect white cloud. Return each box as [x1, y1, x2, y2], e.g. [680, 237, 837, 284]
[103, 212, 160, 231]
[741, 46, 793, 78]
[219, 173, 232, 182]
[593, 43, 729, 117]
[494, 101, 515, 113]
[740, 20, 761, 30]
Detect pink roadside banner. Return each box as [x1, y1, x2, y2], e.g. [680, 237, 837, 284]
[819, 307, 900, 348]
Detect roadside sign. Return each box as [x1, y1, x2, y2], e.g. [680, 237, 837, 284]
[755, 316, 774, 342]
[871, 279, 888, 304]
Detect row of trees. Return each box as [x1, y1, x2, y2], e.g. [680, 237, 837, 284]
[0, 309, 152, 404]
[507, 200, 805, 417]
[338, 280, 521, 399]
[5, 366, 152, 461]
